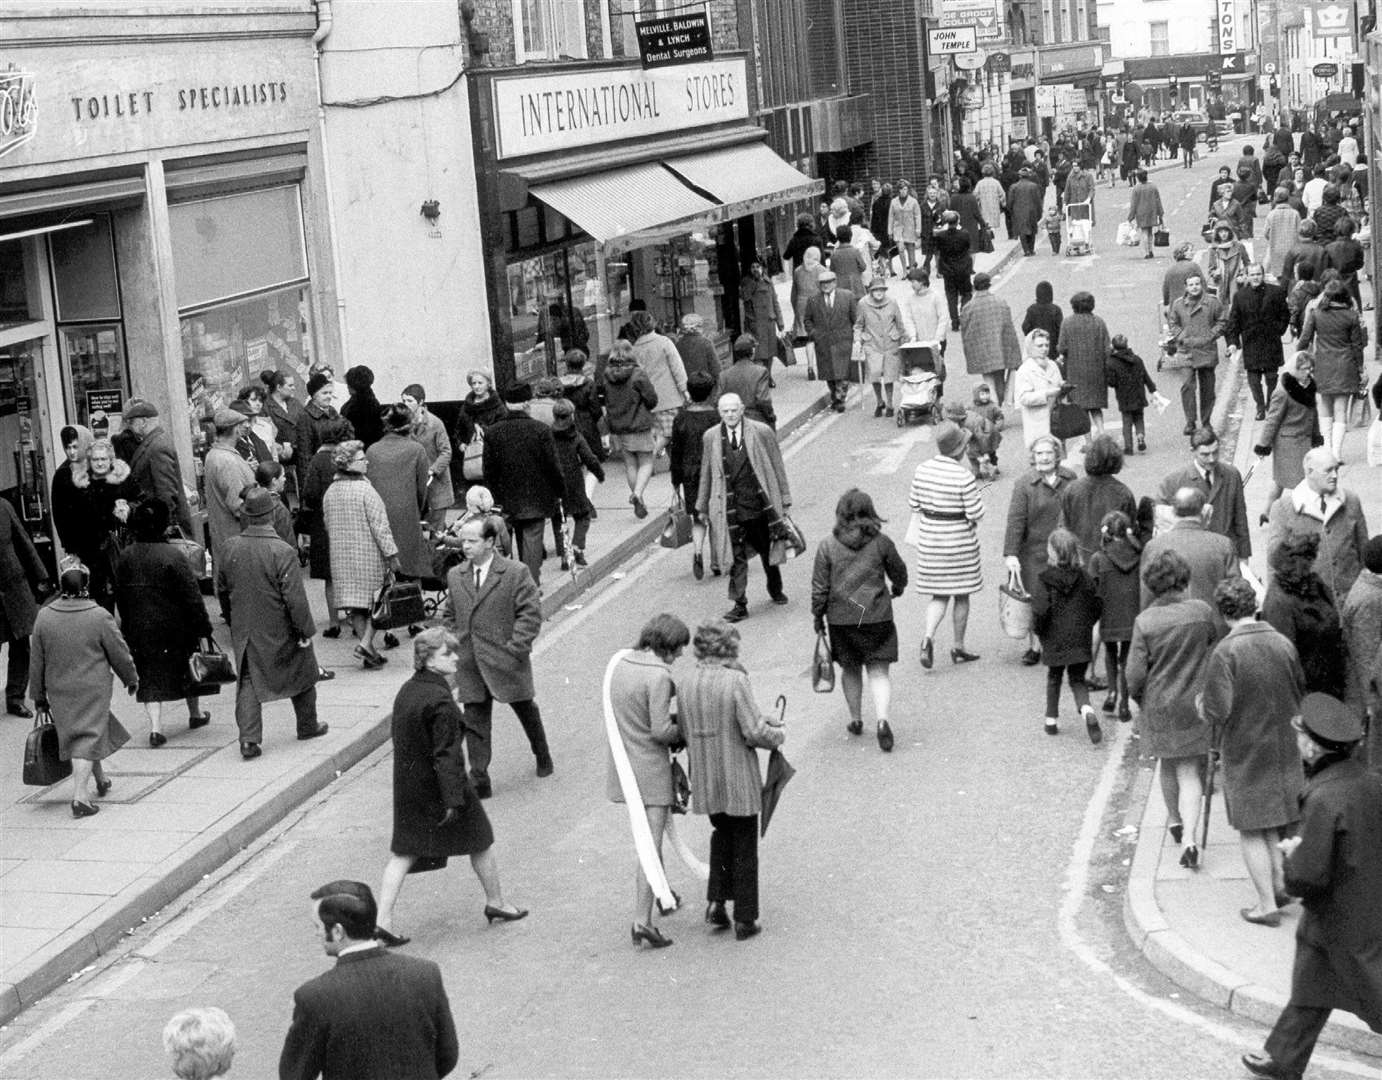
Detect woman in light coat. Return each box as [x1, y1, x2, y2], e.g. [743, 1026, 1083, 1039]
[402, 384, 454, 532]
[1298, 280, 1366, 460]
[790, 247, 824, 333]
[854, 279, 907, 416]
[31, 562, 138, 817]
[323, 440, 401, 669]
[627, 310, 688, 455]
[888, 180, 924, 272]
[678, 619, 785, 940]
[606, 614, 690, 949]
[1013, 329, 1067, 448]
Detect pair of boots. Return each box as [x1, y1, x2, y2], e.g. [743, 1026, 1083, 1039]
[1101, 674, 1132, 722]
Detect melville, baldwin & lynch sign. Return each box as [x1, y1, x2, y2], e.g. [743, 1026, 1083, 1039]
[634, 12, 714, 69]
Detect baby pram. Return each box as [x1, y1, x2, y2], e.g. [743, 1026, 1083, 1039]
[1065, 198, 1094, 255]
[895, 342, 943, 426]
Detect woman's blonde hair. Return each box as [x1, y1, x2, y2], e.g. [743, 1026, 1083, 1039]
[163, 1007, 236, 1080]
[413, 627, 459, 671]
[692, 619, 741, 661]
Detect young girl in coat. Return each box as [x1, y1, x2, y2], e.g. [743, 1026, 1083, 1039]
[1088, 511, 1142, 722]
[1031, 527, 1104, 742]
[1105, 333, 1158, 454]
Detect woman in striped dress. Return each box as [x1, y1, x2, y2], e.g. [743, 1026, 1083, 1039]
[909, 420, 986, 668]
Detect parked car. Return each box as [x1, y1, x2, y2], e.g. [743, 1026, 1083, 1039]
[1170, 110, 1233, 141]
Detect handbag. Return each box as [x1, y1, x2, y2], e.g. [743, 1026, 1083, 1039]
[775, 330, 796, 367]
[670, 757, 691, 815]
[811, 630, 835, 693]
[1049, 397, 1091, 440]
[1153, 227, 1170, 247]
[188, 638, 237, 685]
[658, 494, 694, 549]
[168, 534, 209, 581]
[371, 574, 427, 631]
[978, 224, 995, 254]
[999, 570, 1034, 639]
[22, 709, 71, 786]
[462, 427, 485, 482]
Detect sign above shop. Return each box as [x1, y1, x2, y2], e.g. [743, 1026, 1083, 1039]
[1312, 0, 1354, 37]
[1218, 0, 1237, 55]
[1313, 61, 1341, 77]
[930, 27, 979, 54]
[635, 12, 714, 68]
[940, 0, 1003, 42]
[987, 51, 1011, 73]
[491, 57, 750, 160]
[0, 65, 37, 159]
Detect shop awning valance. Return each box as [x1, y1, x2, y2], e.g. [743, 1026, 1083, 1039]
[528, 162, 718, 245]
[662, 143, 821, 216]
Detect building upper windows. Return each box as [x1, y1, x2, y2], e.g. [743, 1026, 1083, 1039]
[514, 0, 588, 62]
[1149, 19, 1169, 54]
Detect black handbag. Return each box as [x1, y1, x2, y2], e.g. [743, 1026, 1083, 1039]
[811, 631, 835, 693]
[189, 638, 237, 685]
[659, 494, 694, 549]
[1153, 227, 1170, 247]
[372, 574, 426, 630]
[1049, 397, 1092, 440]
[23, 710, 71, 786]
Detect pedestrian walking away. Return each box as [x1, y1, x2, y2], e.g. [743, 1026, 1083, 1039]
[1031, 527, 1103, 741]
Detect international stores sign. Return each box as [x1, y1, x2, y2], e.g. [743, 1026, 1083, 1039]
[490, 58, 749, 160]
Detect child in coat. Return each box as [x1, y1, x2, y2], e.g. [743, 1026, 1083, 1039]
[1105, 333, 1157, 454]
[668, 371, 723, 580]
[1287, 263, 1321, 338]
[1042, 206, 1063, 254]
[1031, 527, 1104, 742]
[1088, 511, 1142, 722]
[943, 390, 1004, 480]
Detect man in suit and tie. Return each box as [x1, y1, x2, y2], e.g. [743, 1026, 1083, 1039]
[1155, 427, 1252, 564]
[802, 269, 859, 412]
[442, 517, 549, 799]
[697, 393, 793, 623]
[279, 880, 458, 1080]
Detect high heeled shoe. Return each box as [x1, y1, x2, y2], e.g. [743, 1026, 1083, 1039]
[919, 638, 934, 669]
[876, 720, 894, 752]
[483, 904, 529, 925]
[71, 800, 99, 818]
[1178, 845, 1199, 870]
[148, 731, 167, 748]
[95, 775, 113, 797]
[631, 923, 672, 948]
[846, 719, 863, 736]
[950, 648, 980, 664]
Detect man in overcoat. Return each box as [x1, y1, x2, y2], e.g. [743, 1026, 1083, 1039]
[1243, 694, 1382, 1080]
[0, 499, 46, 716]
[1140, 487, 1239, 616]
[123, 399, 194, 537]
[481, 385, 563, 589]
[697, 393, 792, 623]
[1007, 168, 1044, 255]
[801, 270, 858, 412]
[280, 879, 458, 1080]
[1155, 429, 1252, 562]
[1268, 448, 1369, 600]
[959, 272, 1023, 405]
[203, 409, 257, 622]
[1166, 271, 1229, 435]
[717, 334, 776, 429]
[1126, 169, 1165, 258]
[218, 489, 326, 759]
[1226, 263, 1290, 420]
[442, 517, 549, 799]
[1340, 536, 1382, 765]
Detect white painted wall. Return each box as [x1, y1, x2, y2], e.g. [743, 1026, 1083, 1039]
[1096, 0, 1214, 57]
[318, 0, 492, 402]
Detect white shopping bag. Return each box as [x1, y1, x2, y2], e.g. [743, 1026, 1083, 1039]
[1367, 417, 1382, 467]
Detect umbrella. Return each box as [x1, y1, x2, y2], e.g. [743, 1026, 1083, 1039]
[760, 695, 795, 838]
[1199, 748, 1218, 854]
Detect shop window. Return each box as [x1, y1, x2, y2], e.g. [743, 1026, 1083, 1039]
[514, 0, 588, 62]
[169, 186, 308, 310]
[1149, 21, 1169, 56]
[49, 215, 120, 322]
[62, 325, 127, 431]
[0, 239, 34, 329]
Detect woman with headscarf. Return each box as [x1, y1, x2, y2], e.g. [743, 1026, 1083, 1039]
[1298, 279, 1366, 460]
[51, 424, 94, 561]
[790, 247, 824, 337]
[30, 561, 139, 817]
[1013, 329, 1067, 448]
[855, 278, 907, 417]
[1021, 281, 1063, 343]
[340, 365, 384, 449]
[1056, 291, 1112, 437]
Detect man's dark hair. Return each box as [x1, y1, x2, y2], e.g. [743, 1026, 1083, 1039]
[311, 880, 377, 940]
[1189, 425, 1218, 450]
[635, 613, 691, 656]
[1082, 434, 1124, 476]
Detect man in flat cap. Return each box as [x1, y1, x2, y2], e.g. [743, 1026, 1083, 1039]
[1242, 693, 1382, 1080]
[802, 269, 858, 412]
[204, 408, 257, 622]
[123, 399, 194, 537]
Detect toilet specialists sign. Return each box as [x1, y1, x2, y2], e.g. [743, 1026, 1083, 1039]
[490, 57, 749, 160]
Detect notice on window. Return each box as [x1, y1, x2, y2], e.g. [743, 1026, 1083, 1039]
[635, 12, 714, 69]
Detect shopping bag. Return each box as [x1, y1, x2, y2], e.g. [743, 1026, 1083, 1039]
[1367, 417, 1382, 467]
[188, 639, 237, 685]
[1153, 227, 1170, 247]
[371, 574, 427, 630]
[1049, 398, 1092, 440]
[904, 511, 922, 547]
[1115, 221, 1134, 247]
[998, 571, 1034, 639]
[811, 630, 835, 693]
[22, 710, 71, 786]
[462, 427, 485, 482]
[658, 495, 694, 549]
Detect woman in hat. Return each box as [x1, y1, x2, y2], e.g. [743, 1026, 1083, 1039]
[294, 371, 341, 470]
[908, 419, 985, 667]
[341, 364, 384, 449]
[31, 561, 139, 817]
[1199, 222, 1249, 306]
[854, 277, 906, 417]
[1013, 329, 1066, 449]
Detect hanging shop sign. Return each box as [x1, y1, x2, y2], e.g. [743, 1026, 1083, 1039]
[1312, 0, 1354, 37]
[929, 26, 979, 54]
[491, 57, 749, 160]
[634, 12, 714, 69]
[954, 50, 988, 70]
[941, 0, 1003, 42]
[0, 64, 37, 159]
[1313, 61, 1341, 77]
[1218, 0, 1237, 55]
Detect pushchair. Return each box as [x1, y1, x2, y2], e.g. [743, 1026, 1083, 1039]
[895, 342, 944, 426]
[1065, 198, 1094, 255]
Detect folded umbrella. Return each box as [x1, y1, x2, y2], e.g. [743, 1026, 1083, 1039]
[761, 699, 795, 838]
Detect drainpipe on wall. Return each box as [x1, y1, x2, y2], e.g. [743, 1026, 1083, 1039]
[313, 0, 350, 369]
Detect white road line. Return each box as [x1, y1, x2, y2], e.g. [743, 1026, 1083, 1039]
[1058, 724, 1376, 1075]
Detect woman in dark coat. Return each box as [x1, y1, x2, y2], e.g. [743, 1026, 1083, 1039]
[1105, 334, 1157, 454]
[51, 424, 93, 559]
[1298, 280, 1366, 461]
[1056, 291, 1112, 434]
[114, 501, 214, 748]
[1125, 549, 1220, 868]
[373, 628, 526, 944]
[1088, 510, 1143, 720]
[340, 364, 384, 449]
[1262, 533, 1348, 699]
[1201, 577, 1307, 926]
[1021, 281, 1063, 343]
[1254, 351, 1322, 523]
[1003, 434, 1076, 665]
[451, 370, 509, 491]
[299, 418, 352, 639]
[948, 176, 988, 254]
[82, 438, 142, 612]
[1058, 435, 1137, 567]
[550, 400, 604, 569]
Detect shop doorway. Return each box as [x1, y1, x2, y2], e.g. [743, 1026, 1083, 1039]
[0, 338, 57, 577]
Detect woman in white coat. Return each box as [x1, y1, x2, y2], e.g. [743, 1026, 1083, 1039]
[1013, 329, 1067, 448]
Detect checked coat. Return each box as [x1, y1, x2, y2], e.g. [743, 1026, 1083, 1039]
[322, 473, 398, 609]
[960, 291, 1023, 376]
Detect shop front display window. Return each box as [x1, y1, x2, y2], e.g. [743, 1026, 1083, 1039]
[505, 250, 596, 381]
[61, 325, 127, 434]
[610, 231, 727, 342]
[0, 339, 55, 574]
[0, 239, 35, 330]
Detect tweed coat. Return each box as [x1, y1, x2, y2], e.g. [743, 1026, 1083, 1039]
[322, 473, 398, 609]
[1263, 206, 1302, 278]
[828, 242, 869, 296]
[854, 293, 907, 379]
[960, 292, 1023, 375]
[114, 540, 213, 702]
[0, 499, 45, 641]
[390, 669, 491, 857]
[1341, 569, 1382, 720]
[605, 650, 681, 806]
[279, 947, 459, 1080]
[410, 409, 454, 512]
[1125, 594, 1218, 758]
[30, 597, 137, 761]
[738, 278, 783, 363]
[1166, 293, 1229, 370]
[1155, 463, 1252, 559]
[1226, 282, 1290, 373]
[1140, 519, 1239, 614]
[202, 446, 255, 562]
[718, 359, 777, 428]
[1268, 485, 1369, 600]
[127, 426, 193, 536]
[442, 554, 541, 703]
[679, 660, 784, 817]
[1200, 620, 1306, 831]
[1299, 300, 1366, 395]
[695, 418, 792, 570]
[1127, 181, 1164, 228]
[217, 524, 318, 700]
[1003, 466, 1076, 594]
[1056, 312, 1111, 410]
[366, 432, 432, 578]
[1007, 178, 1044, 235]
[802, 288, 860, 383]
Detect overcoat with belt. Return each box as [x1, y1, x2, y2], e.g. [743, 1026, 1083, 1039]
[802, 288, 859, 383]
[0, 499, 45, 642]
[443, 554, 541, 704]
[216, 524, 319, 701]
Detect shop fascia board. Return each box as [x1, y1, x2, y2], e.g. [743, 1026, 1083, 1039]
[496, 124, 768, 215]
[0, 3, 316, 45]
[1119, 54, 1260, 78]
[602, 178, 825, 256]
